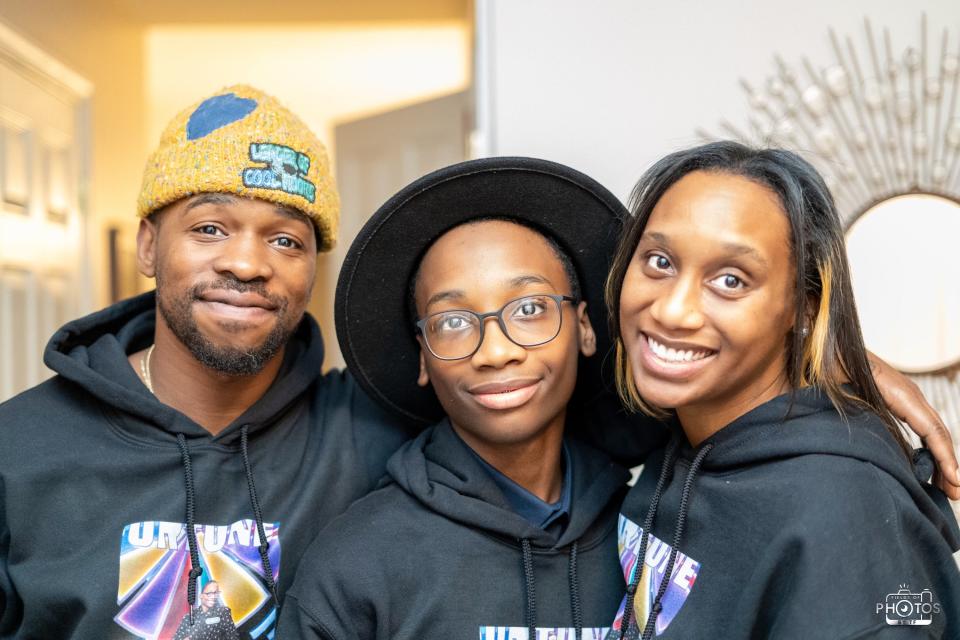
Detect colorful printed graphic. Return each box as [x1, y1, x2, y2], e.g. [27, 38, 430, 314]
[607, 515, 699, 638]
[243, 142, 316, 203]
[115, 520, 280, 639]
[480, 627, 609, 640]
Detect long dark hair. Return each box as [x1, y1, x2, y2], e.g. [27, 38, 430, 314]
[605, 141, 910, 457]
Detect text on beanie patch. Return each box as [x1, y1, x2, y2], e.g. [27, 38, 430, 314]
[242, 142, 317, 203]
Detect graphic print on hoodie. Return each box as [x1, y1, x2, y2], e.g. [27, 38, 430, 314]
[608, 387, 960, 640]
[278, 422, 631, 639]
[115, 520, 280, 638]
[605, 515, 699, 637]
[0, 292, 413, 639]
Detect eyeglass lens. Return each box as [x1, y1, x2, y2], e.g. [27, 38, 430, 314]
[422, 295, 563, 359]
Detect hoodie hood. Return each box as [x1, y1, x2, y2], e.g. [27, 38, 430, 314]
[43, 290, 326, 444]
[387, 420, 630, 548]
[281, 420, 630, 639]
[613, 386, 960, 640]
[684, 387, 960, 547]
[3, 291, 417, 639]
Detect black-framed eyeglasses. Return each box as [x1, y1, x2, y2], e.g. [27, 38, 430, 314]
[415, 294, 578, 361]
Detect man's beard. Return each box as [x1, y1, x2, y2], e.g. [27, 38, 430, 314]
[157, 275, 298, 376]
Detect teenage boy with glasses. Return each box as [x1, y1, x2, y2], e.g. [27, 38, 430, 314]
[278, 157, 634, 639]
[277, 157, 960, 639]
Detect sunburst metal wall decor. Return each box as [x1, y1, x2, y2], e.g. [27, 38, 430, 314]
[697, 15, 960, 441]
[698, 15, 960, 224]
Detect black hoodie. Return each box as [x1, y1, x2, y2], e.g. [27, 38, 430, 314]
[0, 292, 413, 639]
[278, 421, 631, 639]
[609, 388, 960, 640]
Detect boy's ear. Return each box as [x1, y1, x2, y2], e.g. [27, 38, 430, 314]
[576, 301, 597, 357]
[136, 218, 159, 278]
[416, 338, 430, 387]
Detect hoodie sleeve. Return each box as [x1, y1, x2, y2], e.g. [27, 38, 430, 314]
[277, 593, 354, 640]
[0, 476, 20, 637]
[278, 490, 395, 640]
[344, 370, 419, 488]
[277, 525, 380, 640]
[731, 463, 960, 639]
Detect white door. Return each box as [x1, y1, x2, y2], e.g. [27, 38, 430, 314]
[0, 23, 92, 401]
[316, 91, 469, 370]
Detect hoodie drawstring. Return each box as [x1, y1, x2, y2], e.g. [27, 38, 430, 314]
[241, 425, 280, 608]
[519, 538, 583, 640]
[617, 440, 713, 640]
[639, 442, 712, 640]
[568, 540, 582, 640]
[174, 427, 280, 623]
[175, 434, 203, 625]
[520, 538, 537, 638]
[619, 439, 679, 639]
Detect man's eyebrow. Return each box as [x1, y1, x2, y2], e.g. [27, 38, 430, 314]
[183, 194, 313, 230]
[184, 193, 237, 211]
[273, 204, 313, 227]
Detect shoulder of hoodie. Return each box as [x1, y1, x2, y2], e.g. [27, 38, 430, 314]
[299, 481, 427, 564]
[0, 366, 410, 466]
[726, 442, 949, 558]
[691, 399, 946, 542]
[0, 365, 356, 435]
[0, 374, 96, 443]
[287, 482, 424, 598]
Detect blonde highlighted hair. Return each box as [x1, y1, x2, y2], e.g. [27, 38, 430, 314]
[606, 141, 911, 458]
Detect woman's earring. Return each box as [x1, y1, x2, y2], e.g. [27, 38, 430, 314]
[800, 326, 809, 338]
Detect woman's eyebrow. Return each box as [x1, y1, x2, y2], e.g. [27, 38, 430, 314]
[642, 231, 670, 245]
[719, 242, 768, 267]
[644, 231, 768, 267]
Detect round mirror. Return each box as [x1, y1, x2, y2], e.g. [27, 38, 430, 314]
[846, 193, 960, 373]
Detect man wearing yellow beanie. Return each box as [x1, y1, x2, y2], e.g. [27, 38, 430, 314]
[0, 85, 953, 640]
[0, 85, 414, 639]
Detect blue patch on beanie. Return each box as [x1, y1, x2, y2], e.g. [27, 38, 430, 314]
[186, 93, 258, 140]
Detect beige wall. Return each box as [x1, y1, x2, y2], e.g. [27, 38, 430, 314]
[0, 4, 470, 320]
[0, 1, 147, 310]
[145, 23, 470, 153]
[142, 22, 470, 333]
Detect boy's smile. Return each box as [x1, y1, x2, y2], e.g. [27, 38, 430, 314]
[413, 220, 596, 462]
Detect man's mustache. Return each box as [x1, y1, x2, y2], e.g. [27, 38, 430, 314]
[189, 278, 287, 311]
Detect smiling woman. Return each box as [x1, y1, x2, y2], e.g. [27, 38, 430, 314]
[604, 141, 960, 640]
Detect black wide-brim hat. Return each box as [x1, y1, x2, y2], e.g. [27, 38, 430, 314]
[335, 156, 628, 426]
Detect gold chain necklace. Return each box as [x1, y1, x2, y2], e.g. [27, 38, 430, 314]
[140, 344, 156, 394]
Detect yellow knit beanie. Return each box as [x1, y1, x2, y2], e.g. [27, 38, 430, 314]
[137, 84, 339, 251]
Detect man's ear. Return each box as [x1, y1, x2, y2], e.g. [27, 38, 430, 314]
[416, 338, 430, 387]
[576, 301, 597, 357]
[136, 217, 159, 278]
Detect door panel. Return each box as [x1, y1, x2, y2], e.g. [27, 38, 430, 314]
[319, 91, 469, 370]
[0, 23, 91, 401]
